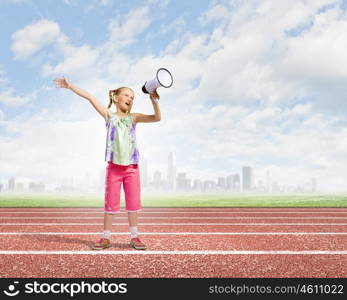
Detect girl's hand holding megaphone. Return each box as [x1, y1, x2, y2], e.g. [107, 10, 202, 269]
[150, 90, 160, 102]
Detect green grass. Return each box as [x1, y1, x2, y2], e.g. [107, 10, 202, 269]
[0, 193, 346, 207]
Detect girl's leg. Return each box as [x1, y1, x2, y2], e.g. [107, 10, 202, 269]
[128, 212, 138, 238]
[123, 164, 141, 232]
[92, 213, 114, 249]
[104, 213, 114, 229]
[92, 163, 121, 250]
[127, 211, 138, 227]
[103, 212, 114, 238]
[123, 165, 145, 249]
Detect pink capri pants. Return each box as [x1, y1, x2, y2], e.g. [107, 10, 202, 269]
[104, 162, 141, 213]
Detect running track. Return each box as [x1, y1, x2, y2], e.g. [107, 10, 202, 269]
[0, 207, 346, 278]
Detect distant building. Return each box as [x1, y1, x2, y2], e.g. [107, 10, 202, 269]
[242, 166, 254, 192]
[167, 152, 177, 191]
[217, 177, 226, 190]
[8, 176, 15, 192]
[226, 175, 233, 190]
[177, 173, 191, 191]
[203, 180, 216, 192]
[232, 174, 241, 192]
[192, 179, 203, 192]
[29, 182, 45, 192]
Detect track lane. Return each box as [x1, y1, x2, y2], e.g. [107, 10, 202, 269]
[0, 234, 346, 251]
[1, 224, 347, 233]
[0, 254, 346, 278]
[1, 218, 347, 223]
[0, 207, 346, 278]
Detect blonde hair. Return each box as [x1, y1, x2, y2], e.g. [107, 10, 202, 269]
[108, 87, 134, 110]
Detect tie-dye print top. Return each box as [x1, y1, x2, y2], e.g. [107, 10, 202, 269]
[105, 111, 139, 166]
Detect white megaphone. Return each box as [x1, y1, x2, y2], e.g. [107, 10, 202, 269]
[142, 68, 173, 94]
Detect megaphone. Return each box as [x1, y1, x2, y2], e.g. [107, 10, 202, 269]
[142, 68, 173, 94]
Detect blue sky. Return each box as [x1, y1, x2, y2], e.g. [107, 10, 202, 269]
[1, 0, 347, 193]
[0, 0, 212, 117]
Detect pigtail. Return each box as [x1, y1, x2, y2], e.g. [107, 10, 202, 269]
[108, 90, 114, 109]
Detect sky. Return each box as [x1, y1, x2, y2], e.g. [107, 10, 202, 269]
[0, 0, 347, 193]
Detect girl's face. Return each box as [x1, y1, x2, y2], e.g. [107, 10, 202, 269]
[114, 88, 134, 113]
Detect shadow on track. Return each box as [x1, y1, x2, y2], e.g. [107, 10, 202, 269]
[22, 235, 132, 250]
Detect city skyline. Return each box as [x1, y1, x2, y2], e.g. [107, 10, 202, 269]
[1, 151, 319, 194]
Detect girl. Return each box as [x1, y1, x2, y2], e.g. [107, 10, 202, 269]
[53, 77, 161, 250]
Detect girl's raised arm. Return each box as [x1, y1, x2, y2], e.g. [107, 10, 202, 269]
[133, 91, 161, 124]
[53, 77, 109, 122]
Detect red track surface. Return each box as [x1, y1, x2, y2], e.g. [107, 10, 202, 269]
[0, 207, 346, 278]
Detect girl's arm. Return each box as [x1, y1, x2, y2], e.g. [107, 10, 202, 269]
[53, 77, 109, 121]
[133, 91, 161, 123]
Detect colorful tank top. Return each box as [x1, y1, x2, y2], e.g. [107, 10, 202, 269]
[104, 111, 139, 165]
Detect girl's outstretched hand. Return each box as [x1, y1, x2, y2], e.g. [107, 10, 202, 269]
[150, 90, 160, 101]
[53, 77, 70, 89]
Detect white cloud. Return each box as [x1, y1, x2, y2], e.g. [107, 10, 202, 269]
[106, 7, 152, 49]
[276, 7, 347, 115]
[158, 17, 186, 37]
[280, 9, 347, 76]
[0, 90, 31, 106]
[199, 3, 229, 24]
[11, 19, 62, 60]
[42, 45, 100, 78]
[0, 108, 106, 186]
[9, 7, 154, 81]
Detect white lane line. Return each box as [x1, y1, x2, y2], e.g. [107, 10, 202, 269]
[1, 216, 346, 220]
[0, 216, 347, 220]
[0, 232, 346, 235]
[0, 250, 346, 255]
[1, 211, 347, 214]
[1, 209, 346, 213]
[0, 209, 347, 211]
[0, 207, 345, 210]
[0, 223, 347, 226]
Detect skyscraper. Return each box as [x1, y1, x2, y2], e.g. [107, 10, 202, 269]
[232, 174, 240, 192]
[242, 166, 254, 192]
[167, 152, 177, 191]
[226, 175, 233, 190]
[177, 173, 191, 191]
[217, 177, 226, 190]
[193, 179, 203, 192]
[8, 176, 15, 192]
